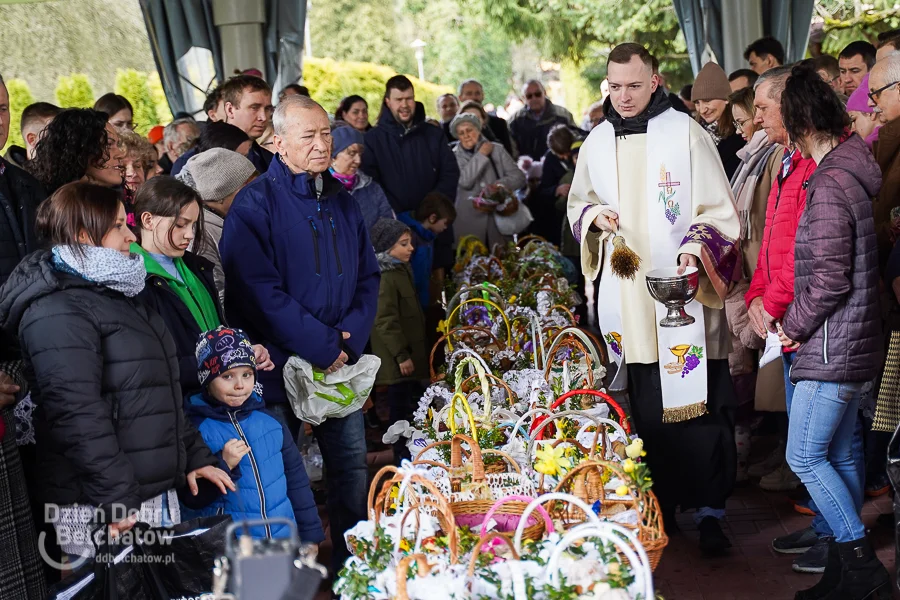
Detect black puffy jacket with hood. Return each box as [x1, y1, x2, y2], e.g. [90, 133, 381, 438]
[0, 251, 218, 519]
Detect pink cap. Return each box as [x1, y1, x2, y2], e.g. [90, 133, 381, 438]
[846, 74, 872, 113]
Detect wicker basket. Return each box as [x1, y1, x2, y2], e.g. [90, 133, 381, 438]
[364, 465, 461, 563]
[415, 434, 545, 542]
[428, 326, 501, 382]
[494, 195, 519, 217]
[553, 459, 668, 571]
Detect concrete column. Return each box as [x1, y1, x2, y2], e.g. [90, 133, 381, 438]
[212, 0, 267, 79]
[720, 0, 763, 74]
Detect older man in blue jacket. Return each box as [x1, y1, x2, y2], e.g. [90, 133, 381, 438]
[220, 95, 379, 571]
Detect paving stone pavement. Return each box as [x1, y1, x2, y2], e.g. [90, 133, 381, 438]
[654, 484, 897, 599]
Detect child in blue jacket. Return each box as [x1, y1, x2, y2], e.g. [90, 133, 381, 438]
[182, 325, 325, 542]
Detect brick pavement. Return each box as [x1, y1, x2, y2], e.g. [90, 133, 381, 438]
[654, 484, 897, 599]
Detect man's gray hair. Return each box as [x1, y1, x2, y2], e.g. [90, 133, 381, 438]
[273, 94, 324, 136]
[754, 65, 793, 99]
[874, 51, 900, 88]
[164, 118, 198, 145]
[522, 79, 545, 94]
[458, 79, 483, 95]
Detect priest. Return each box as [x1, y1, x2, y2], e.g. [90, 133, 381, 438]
[568, 43, 741, 555]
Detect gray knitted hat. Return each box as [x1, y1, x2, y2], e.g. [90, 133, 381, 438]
[179, 148, 257, 202]
[449, 113, 483, 140]
[370, 218, 410, 254]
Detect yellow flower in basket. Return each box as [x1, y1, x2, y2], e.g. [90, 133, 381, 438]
[437, 319, 449, 334]
[622, 458, 636, 474]
[535, 444, 572, 477]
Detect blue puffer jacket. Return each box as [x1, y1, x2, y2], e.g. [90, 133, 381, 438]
[349, 171, 394, 231]
[220, 157, 380, 403]
[397, 211, 436, 307]
[182, 391, 325, 542]
[361, 104, 460, 214]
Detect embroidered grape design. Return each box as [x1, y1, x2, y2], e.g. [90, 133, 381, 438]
[681, 345, 703, 378]
[609, 341, 621, 356]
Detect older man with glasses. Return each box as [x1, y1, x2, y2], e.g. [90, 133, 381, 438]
[868, 51, 900, 272]
[508, 80, 576, 160]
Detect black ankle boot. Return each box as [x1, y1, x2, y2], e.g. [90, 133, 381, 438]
[826, 537, 891, 600]
[795, 539, 839, 600]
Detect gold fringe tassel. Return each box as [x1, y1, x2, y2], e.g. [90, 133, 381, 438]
[662, 401, 708, 423]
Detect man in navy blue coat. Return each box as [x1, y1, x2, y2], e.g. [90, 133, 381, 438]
[220, 95, 379, 572]
[362, 75, 459, 269]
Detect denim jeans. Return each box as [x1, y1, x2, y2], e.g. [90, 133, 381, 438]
[270, 405, 367, 574]
[784, 353, 832, 538]
[786, 380, 867, 543]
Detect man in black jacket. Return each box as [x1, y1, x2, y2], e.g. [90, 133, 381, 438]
[362, 75, 459, 269]
[220, 74, 275, 173]
[458, 79, 516, 157]
[508, 80, 576, 160]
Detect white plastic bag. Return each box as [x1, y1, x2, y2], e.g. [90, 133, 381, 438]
[759, 330, 782, 368]
[283, 355, 381, 425]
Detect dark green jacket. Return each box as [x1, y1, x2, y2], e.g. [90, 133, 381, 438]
[371, 254, 428, 385]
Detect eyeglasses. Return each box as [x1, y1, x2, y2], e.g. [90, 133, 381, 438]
[869, 81, 900, 103]
[733, 118, 750, 131]
[525, 91, 543, 100]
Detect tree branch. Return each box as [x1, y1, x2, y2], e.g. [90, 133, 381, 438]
[822, 8, 900, 32]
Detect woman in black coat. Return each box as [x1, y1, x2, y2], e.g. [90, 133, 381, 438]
[131, 177, 273, 402]
[0, 182, 235, 561]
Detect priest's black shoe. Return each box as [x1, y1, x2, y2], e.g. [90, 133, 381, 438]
[698, 516, 731, 556]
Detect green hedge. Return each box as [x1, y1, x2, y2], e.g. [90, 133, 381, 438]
[303, 57, 453, 122]
[55, 74, 94, 109]
[1, 78, 35, 155]
[115, 68, 159, 136]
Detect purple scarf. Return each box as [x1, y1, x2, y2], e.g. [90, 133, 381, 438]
[329, 168, 357, 192]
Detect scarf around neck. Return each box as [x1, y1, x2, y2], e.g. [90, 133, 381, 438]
[730, 130, 778, 241]
[51, 245, 146, 297]
[603, 86, 672, 137]
[131, 244, 220, 331]
[329, 167, 358, 192]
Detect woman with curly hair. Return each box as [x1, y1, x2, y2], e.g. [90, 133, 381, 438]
[29, 109, 125, 195]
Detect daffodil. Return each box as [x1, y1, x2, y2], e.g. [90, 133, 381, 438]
[509, 294, 518, 303]
[399, 538, 411, 553]
[615, 485, 629, 497]
[535, 444, 572, 476]
[437, 319, 449, 334]
[622, 458, 635, 474]
[625, 438, 645, 460]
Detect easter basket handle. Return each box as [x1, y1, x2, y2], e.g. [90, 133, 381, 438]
[478, 494, 554, 537]
[466, 532, 521, 582]
[429, 326, 500, 382]
[545, 522, 654, 600]
[512, 492, 603, 554]
[446, 298, 512, 350]
[395, 553, 434, 600]
[549, 389, 631, 435]
[450, 433, 485, 484]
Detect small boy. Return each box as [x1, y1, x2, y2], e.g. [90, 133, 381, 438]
[183, 325, 325, 542]
[397, 191, 456, 308]
[370, 219, 428, 463]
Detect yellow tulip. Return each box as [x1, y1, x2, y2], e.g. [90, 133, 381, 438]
[622, 458, 635, 473]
